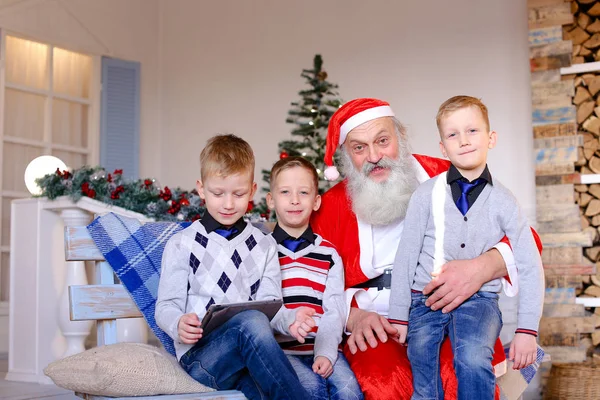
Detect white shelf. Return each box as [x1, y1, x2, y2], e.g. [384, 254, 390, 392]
[575, 297, 600, 307]
[560, 61, 600, 75]
[580, 174, 600, 184]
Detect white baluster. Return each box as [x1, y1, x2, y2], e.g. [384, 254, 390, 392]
[117, 318, 148, 343]
[58, 208, 93, 357]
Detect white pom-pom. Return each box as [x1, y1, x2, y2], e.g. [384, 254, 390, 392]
[324, 166, 340, 181]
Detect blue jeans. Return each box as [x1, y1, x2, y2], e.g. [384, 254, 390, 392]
[407, 291, 502, 400]
[179, 310, 309, 400]
[286, 353, 364, 400]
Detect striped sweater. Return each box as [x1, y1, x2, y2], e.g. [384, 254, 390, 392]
[274, 232, 346, 364]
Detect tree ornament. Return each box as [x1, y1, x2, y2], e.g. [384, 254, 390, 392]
[91, 169, 106, 181]
[280, 151, 289, 159]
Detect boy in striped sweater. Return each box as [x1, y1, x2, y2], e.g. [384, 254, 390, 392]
[266, 156, 364, 400]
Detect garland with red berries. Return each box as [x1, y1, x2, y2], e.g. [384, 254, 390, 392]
[36, 166, 265, 222]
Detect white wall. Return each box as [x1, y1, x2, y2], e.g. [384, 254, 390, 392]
[0, 0, 162, 180]
[0, 0, 160, 355]
[159, 0, 535, 218]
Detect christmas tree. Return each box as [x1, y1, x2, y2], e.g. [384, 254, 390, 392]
[255, 54, 343, 218]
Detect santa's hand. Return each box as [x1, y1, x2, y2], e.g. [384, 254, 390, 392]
[289, 306, 316, 343]
[312, 356, 333, 378]
[346, 307, 397, 354]
[423, 256, 489, 313]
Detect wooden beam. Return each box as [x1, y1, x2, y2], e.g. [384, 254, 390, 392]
[69, 284, 142, 321]
[543, 345, 587, 363]
[536, 183, 575, 204]
[545, 275, 583, 288]
[532, 80, 575, 100]
[530, 40, 572, 58]
[540, 315, 597, 333]
[535, 146, 578, 164]
[540, 332, 580, 347]
[537, 203, 579, 221]
[527, 0, 566, 9]
[545, 287, 576, 303]
[541, 246, 583, 265]
[65, 226, 105, 261]
[536, 173, 581, 185]
[531, 54, 572, 72]
[533, 122, 577, 138]
[543, 303, 586, 318]
[540, 231, 594, 247]
[528, 3, 574, 29]
[544, 264, 596, 276]
[535, 162, 575, 176]
[537, 218, 582, 233]
[529, 25, 563, 46]
[531, 69, 562, 84]
[532, 105, 576, 126]
[533, 135, 583, 149]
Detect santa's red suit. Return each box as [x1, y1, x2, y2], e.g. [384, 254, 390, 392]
[311, 153, 540, 400]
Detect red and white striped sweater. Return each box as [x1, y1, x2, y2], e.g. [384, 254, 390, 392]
[275, 233, 346, 364]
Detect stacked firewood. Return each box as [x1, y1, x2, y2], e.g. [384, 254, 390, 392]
[571, 70, 600, 362]
[529, 0, 600, 395]
[564, 0, 600, 64]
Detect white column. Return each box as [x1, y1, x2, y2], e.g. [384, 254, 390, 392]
[58, 208, 93, 357]
[117, 318, 148, 344]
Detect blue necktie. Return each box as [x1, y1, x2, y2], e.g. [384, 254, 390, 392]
[282, 237, 307, 252]
[456, 178, 484, 216]
[214, 227, 238, 239]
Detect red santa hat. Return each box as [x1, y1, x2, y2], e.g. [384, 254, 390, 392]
[324, 98, 395, 180]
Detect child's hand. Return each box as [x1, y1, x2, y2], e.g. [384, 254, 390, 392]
[312, 356, 333, 378]
[390, 323, 407, 344]
[177, 313, 203, 344]
[289, 306, 316, 343]
[509, 333, 537, 370]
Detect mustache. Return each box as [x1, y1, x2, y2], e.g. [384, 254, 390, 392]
[362, 157, 396, 174]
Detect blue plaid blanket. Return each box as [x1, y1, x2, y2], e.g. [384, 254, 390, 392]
[87, 212, 190, 356]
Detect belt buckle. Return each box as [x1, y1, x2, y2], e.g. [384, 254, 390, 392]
[378, 268, 393, 291]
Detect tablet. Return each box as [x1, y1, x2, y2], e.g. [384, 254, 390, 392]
[200, 299, 284, 335]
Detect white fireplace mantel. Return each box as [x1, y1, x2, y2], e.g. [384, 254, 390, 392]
[6, 196, 150, 384]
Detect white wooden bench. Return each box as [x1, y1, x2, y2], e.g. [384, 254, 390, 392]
[64, 225, 246, 400]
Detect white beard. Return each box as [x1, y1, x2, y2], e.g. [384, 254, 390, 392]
[340, 143, 419, 226]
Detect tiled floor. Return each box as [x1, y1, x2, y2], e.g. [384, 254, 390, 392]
[0, 355, 78, 400]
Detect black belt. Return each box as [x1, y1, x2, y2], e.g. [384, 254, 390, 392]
[352, 270, 392, 290]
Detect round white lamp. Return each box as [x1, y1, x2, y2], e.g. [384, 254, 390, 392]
[24, 155, 67, 195]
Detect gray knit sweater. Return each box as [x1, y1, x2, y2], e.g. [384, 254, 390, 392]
[389, 172, 544, 333]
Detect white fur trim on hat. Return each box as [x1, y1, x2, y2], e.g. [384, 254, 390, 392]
[339, 105, 395, 144]
[324, 166, 340, 181]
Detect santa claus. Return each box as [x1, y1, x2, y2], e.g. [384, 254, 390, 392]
[311, 98, 538, 399]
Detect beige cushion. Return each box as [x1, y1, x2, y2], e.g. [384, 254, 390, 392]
[44, 343, 213, 396]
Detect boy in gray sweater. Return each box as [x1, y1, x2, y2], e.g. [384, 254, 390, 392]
[155, 134, 314, 400]
[388, 96, 544, 399]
